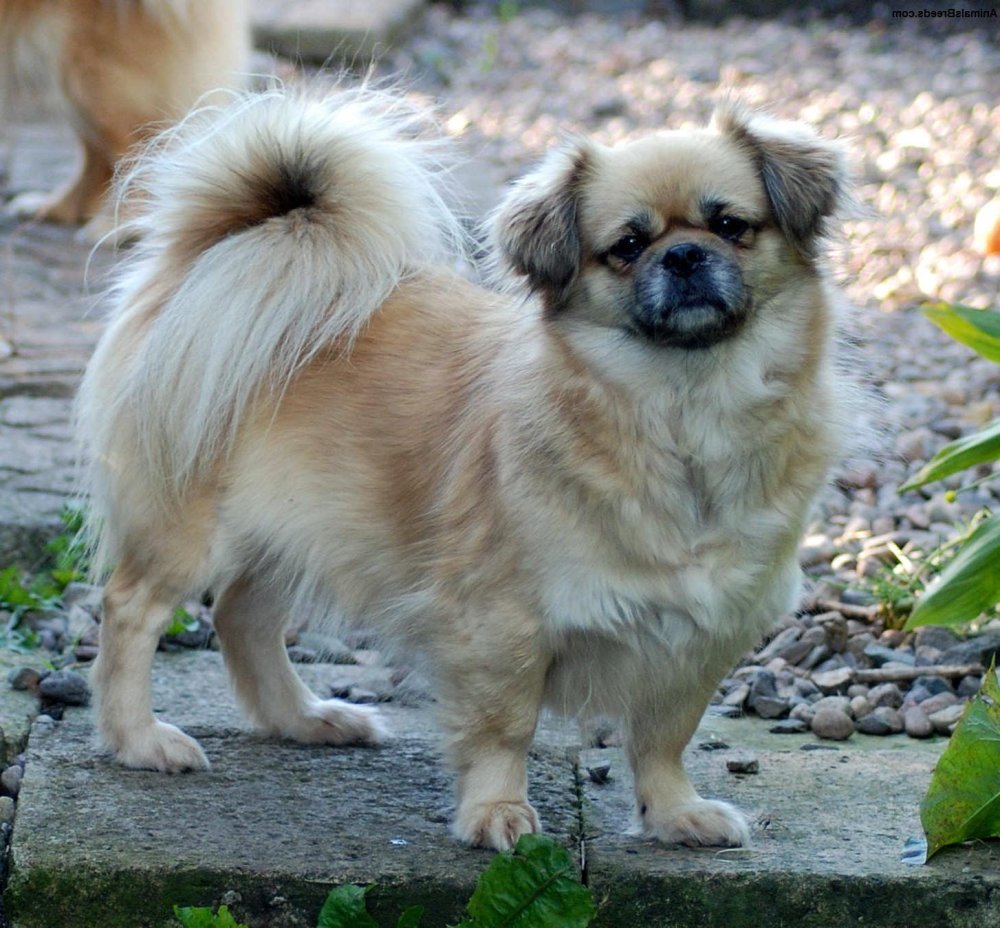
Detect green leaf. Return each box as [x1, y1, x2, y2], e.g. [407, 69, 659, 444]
[905, 513, 1000, 629]
[461, 834, 595, 928]
[173, 905, 248, 928]
[921, 664, 1000, 859]
[921, 303, 1000, 363]
[317, 885, 379, 928]
[164, 606, 200, 637]
[397, 905, 425, 928]
[900, 418, 1000, 491]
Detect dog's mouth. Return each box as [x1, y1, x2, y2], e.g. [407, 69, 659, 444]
[630, 300, 747, 350]
[631, 248, 749, 350]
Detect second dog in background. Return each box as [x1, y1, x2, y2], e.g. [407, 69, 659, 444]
[0, 0, 249, 239]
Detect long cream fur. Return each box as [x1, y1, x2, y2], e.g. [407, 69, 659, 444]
[79, 85, 851, 852]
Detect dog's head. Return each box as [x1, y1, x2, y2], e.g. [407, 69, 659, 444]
[492, 102, 847, 350]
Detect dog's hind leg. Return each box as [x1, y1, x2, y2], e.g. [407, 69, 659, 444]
[93, 563, 209, 772]
[212, 575, 386, 747]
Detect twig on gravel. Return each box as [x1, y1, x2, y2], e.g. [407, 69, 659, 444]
[805, 598, 883, 622]
[852, 663, 984, 684]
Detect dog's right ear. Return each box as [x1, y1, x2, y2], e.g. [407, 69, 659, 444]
[491, 142, 593, 303]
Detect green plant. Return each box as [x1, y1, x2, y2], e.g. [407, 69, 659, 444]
[899, 303, 1000, 630]
[0, 504, 90, 651]
[173, 834, 595, 928]
[896, 302, 1000, 861]
[174, 905, 249, 928]
[919, 661, 1000, 860]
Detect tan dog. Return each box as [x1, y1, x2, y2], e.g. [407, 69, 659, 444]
[78, 87, 851, 851]
[0, 0, 248, 236]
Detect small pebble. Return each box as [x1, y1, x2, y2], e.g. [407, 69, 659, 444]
[928, 704, 966, 735]
[0, 766, 21, 797]
[903, 706, 934, 739]
[726, 755, 760, 775]
[587, 763, 612, 785]
[811, 707, 854, 741]
[37, 670, 91, 706]
[868, 683, 904, 709]
[769, 718, 809, 734]
[7, 667, 41, 692]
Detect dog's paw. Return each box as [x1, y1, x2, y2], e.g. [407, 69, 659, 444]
[276, 698, 387, 747]
[110, 720, 209, 773]
[639, 798, 749, 848]
[453, 800, 541, 851]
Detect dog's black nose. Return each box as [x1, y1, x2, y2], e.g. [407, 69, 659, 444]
[663, 243, 707, 278]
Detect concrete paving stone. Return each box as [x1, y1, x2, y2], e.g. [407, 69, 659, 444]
[252, 0, 427, 64]
[4, 651, 582, 928]
[581, 715, 1000, 928]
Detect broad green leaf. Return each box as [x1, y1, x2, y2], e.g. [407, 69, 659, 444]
[461, 833, 595, 928]
[921, 664, 1000, 859]
[397, 905, 425, 928]
[921, 303, 1000, 363]
[905, 513, 1000, 629]
[317, 885, 379, 928]
[900, 418, 1000, 491]
[173, 905, 248, 928]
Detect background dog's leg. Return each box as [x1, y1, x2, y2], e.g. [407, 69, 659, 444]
[434, 609, 547, 851]
[212, 576, 385, 746]
[93, 564, 209, 773]
[626, 683, 750, 847]
[8, 136, 113, 225]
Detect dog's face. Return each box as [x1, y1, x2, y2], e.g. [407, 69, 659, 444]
[494, 103, 846, 350]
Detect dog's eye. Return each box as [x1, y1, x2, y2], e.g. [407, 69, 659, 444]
[607, 233, 649, 263]
[709, 215, 750, 241]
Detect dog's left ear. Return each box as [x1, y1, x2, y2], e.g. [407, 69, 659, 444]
[714, 102, 847, 256]
[491, 141, 593, 304]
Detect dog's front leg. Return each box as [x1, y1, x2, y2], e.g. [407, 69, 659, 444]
[626, 680, 749, 847]
[432, 604, 548, 851]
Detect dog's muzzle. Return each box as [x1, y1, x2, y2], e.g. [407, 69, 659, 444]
[632, 244, 749, 349]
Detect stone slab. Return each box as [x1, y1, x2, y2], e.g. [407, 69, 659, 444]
[4, 652, 581, 928]
[252, 0, 427, 64]
[581, 716, 1000, 928]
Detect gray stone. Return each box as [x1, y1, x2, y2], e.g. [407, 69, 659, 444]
[956, 675, 983, 698]
[868, 683, 904, 709]
[903, 707, 934, 739]
[811, 668, 853, 694]
[855, 707, 904, 737]
[941, 634, 1000, 668]
[918, 692, 959, 716]
[1, 763, 22, 796]
[863, 643, 915, 667]
[0, 794, 14, 825]
[928, 704, 966, 736]
[726, 755, 759, 774]
[811, 707, 854, 741]
[7, 666, 41, 692]
[37, 669, 90, 706]
[769, 718, 809, 735]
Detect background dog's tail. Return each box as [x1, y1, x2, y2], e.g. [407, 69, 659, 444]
[78, 86, 463, 543]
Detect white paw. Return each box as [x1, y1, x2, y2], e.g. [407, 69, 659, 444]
[639, 798, 749, 848]
[453, 800, 541, 851]
[110, 720, 209, 773]
[274, 698, 387, 746]
[6, 190, 52, 219]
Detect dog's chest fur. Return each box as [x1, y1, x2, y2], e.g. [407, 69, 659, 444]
[501, 323, 838, 654]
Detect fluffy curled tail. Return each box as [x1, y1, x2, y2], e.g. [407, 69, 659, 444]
[77, 85, 464, 571]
